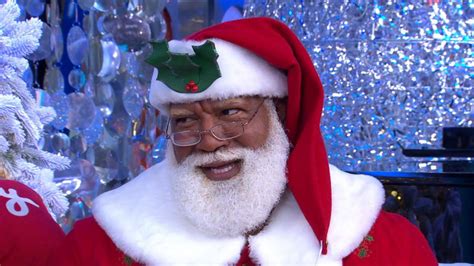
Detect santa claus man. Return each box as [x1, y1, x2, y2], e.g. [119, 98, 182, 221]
[55, 17, 437, 265]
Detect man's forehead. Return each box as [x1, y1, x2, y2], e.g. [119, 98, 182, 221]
[169, 96, 262, 115]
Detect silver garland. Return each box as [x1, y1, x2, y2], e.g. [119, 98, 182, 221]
[244, 0, 473, 171]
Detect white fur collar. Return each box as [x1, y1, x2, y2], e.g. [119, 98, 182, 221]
[92, 162, 384, 265]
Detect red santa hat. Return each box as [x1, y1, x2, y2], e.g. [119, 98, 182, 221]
[148, 41, 288, 115]
[148, 17, 331, 254]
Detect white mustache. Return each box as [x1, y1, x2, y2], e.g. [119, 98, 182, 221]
[183, 149, 246, 168]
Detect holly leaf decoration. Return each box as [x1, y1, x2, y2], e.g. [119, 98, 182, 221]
[163, 54, 200, 92]
[145, 41, 170, 68]
[145, 40, 221, 94]
[145, 41, 175, 90]
[190, 41, 221, 92]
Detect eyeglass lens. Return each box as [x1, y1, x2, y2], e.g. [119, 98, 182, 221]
[172, 122, 245, 146]
[169, 99, 264, 146]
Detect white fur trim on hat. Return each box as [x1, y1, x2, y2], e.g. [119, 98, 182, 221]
[149, 38, 288, 110]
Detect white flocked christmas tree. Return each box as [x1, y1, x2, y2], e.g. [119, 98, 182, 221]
[0, 0, 70, 219]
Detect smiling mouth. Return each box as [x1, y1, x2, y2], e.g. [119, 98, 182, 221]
[198, 160, 242, 181]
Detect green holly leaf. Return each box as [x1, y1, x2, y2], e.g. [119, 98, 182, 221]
[365, 235, 374, 242]
[145, 41, 170, 69]
[190, 41, 221, 91]
[145, 41, 176, 90]
[145, 40, 222, 94]
[162, 54, 200, 92]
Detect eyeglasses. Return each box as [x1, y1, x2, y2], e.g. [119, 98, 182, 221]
[166, 100, 265, 147]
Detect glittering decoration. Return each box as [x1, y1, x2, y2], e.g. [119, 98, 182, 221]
[101, 12, 151, 52]
[67, 25, 89, 66]
[22, 0, 167, 230]
[67, 92, 96, 130]
[244, 1, 473, 171]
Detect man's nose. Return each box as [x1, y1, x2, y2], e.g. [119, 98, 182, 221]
[195, 119, 228, 152]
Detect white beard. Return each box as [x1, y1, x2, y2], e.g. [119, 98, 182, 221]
[168, 101, 290, 237]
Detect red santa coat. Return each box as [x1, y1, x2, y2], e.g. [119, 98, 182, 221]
[0, 180, 65, 265]
[54, 163, 437, 266]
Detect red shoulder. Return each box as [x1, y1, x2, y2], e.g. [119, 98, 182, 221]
[52, 217, 139, 266]
[0, 180, 65, 266]
[370, 211, 437, 265]
[375, 211, 418, 231]
[375, 211, 434, 246]
[72, 216, 108, 237]
[344, 211, 437, 266]
[66, 216, 119, 254]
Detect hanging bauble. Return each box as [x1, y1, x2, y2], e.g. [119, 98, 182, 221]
[51, 24, 64, 62]
[82, 9, 101, 36]
[68, 68, 87, 90]
[55, 174, 81, 196]
[85, 37, 103, 75]
[82, 108, 104, 145]
[122, 77, 145, 120]
[104, 101, 130, 136]
[142, 107, 156, 141]
[67, 26, 89, 65]
[77, 0, 95, 11]
[92, 145, 120, 182]
[26, 22, 53, 61]
[136, 49, 155, 83]
[102, 13, 151, 52]
[120, 52, 139, 76]
[148, 12, 167, 41]
[44, 67, 65, 94]
[67, 92, 96, 130]
[93, 81, 115, 118]
[97, 34, 121, 81]
[48, 91, 69, 129]
[25, 0, 45, 17]
[124, 122, 150, 177]
[94, 0, 128, 13]
[149, 134, 167, 165]
[82, 77, 95, 98]
[142, 0, 167, 17]
[98, 126, 119, 150]
[55, 159, 98, 195]
[70, 134, 88, 155]
[77, 159, 100, 192]
[46, 0, 60, 24]
[96, 13, 108, 35]
[50, 132, 71, 154]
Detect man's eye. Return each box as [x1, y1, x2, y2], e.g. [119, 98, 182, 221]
[174, 117, 196, 125]
[221, 108, 241, 116]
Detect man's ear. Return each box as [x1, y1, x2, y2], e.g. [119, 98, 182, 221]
[273, 97, 287, 124]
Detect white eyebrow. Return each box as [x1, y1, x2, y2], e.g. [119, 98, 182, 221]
[169, 108, 195, 117]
